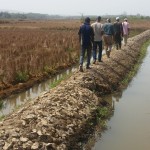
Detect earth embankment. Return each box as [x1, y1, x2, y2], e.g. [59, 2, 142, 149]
[0, 30, 150, 150]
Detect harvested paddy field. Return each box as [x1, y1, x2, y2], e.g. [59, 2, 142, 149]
[0, 30, 150, 150]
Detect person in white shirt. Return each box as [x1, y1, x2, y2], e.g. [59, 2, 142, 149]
[122, 18, 130, 46]
[91, 16, 103, 63]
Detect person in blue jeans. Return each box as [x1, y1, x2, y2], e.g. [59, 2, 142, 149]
[78, 17, 94, 72]
[91, 16, 103, 64]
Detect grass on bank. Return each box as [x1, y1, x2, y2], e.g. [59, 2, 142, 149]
[50, 73, 72, 89]
[83, 39, 150, 150]
[122, 40, 150, 85]
[0, 101, 3, 110]
[0, 115, 5, 121]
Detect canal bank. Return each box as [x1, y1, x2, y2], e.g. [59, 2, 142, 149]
[0, 30, 150, 150]
[91, 44, 150, 150]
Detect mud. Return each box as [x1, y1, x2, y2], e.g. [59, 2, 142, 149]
[0, 30, 150, 150]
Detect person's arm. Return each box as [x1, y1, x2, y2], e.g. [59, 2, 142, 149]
[101, 24, 104, 35]
[90, 27, 94, 43]
[111, 24, 115, 42]
[111, 24, 115, 36]
[78, 26, 81, 42]
[128, 23, 130, 35]
[120, 23, 123, 36]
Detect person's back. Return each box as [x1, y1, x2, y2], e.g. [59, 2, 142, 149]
[122, 20, 129, 35]
[91, 22, 103, 41]
[113, 17, 123, 49]
[114, 22, 122, 34]
[103, 22, 114, 35]
[79, 19, 94, 47]
[91, 16, 103, 63]
[78, 17, 94, 72]
[102, 18, 114, 58]
[122, 18, 130, 46]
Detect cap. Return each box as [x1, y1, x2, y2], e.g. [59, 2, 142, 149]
[116, 17, 119, 20]
[107, 18, 111, 22]
[97, 16, 101, 21]
[85, 17, 90, 23]
[124, 18, 127, 21]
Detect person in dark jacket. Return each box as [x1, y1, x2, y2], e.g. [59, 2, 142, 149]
[78, 17, 94, 72]
[113, 17, 123, 50]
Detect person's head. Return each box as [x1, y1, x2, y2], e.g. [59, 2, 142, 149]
[106, 18, 111, 23]
[97, 16, 101, 22]
[116, 17, 120, 22]
[85, 17, 90, 24]
[124, 18, 128, 22]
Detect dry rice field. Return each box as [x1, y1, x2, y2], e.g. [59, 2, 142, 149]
[0, 19, 149, 87]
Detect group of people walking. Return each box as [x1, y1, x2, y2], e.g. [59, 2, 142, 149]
[78, 16, 130, 72]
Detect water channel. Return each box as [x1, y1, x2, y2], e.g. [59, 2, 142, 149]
[0, 67, 77, 117]
[0, 44, 150, 150]
[91, 45, 150, 150]
[0, 50, 104, 117]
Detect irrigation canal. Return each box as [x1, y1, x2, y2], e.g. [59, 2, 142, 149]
[0, 45, 150, 150]
[0, 51, 104, 117]
[0, 67, 77, 117]
[91, 45, 150, 150]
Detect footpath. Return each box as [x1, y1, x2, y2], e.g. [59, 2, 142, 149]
[0, 30, 150, 150]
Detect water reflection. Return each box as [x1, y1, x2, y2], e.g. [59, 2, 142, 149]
[0, 66, 77, 117]
[83, 93, 120, 150]
[83, 90, 126, 150]
[90, 45, 150, 150]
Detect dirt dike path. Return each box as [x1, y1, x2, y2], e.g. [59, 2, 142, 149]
[0, 30, 150, 150]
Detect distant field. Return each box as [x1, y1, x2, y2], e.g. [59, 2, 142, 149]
[0, 19, 149, 85]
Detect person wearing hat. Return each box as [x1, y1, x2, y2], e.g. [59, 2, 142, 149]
[122, 18, 130, 46]
[113, 17, 123, 50]
[91, 16, 103, 64]
[78, 17, 94, 72]
[102, 18, 114, 58]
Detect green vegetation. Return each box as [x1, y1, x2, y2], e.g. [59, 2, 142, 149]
[97, 107, 109, 119]
[50, 73, 72, 89]
[122, 40, 150, 85]
[0, 101, 3, 110]
[95, 106, 112, 129]
[15, 71, 29, 83]
[0, 12, 62, 20]
[0, 115, 5, 121]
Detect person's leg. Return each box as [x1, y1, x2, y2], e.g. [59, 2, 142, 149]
[98, 40, 103, 62]
[86, 45, 92, 68]
[114, 34, 118, 50]
[103, 35, 109, 58]
[108, 45, 112, 58]
[119, 35, 122, 49]
[107, 35, 113, 58]
[116, 44, 118, 50]
[124, 35, 128, 46]
[92, 41, 97, 63]
[79, 45, 85, 71]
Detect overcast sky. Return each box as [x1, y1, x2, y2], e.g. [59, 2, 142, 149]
[0, 0, 150, 16]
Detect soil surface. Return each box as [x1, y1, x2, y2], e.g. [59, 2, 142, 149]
[0, 30, 150, 150]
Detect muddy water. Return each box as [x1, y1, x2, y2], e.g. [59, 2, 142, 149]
[91, 45, 150, 150]
[0, 51, 105, 117]
[0, 67, 77, 117]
